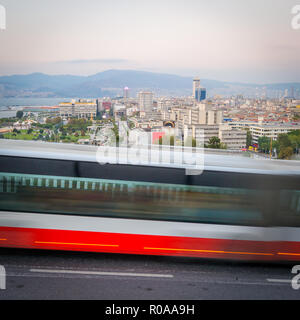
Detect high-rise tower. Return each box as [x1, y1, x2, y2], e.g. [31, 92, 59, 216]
[123, 86, 129, 99]
[193, 78, 200, 99]
[193, 78, 206, 102]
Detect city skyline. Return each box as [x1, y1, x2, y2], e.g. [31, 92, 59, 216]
[1, 68, 300, 100]
[0, 0, 299, 83]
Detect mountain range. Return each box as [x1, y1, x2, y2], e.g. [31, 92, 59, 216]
[0, 69, 299, 98]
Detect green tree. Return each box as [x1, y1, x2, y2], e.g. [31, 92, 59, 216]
[246, 130, 252, 148]
[46, 117, 62, 125]
[183, 136, 198, 148]
[192, 138, 197, 148]
[0, 118, 16, 126]
[277, 133, 291, 148]
[16, 111, 23, 119]
[60, 128, 67, 136]
[206, 136, 221, 149]
[170, 135, 175, 146]
[220, 142, 227, 149]
[278, 146, 293, 160]
[287, 130, 300, 154]
[112, 121, 119, 145]
[66, 118, 91, 131]
[258, 136, 271, 153]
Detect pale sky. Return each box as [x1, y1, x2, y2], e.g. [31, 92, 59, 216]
[0, 0, 299, 83]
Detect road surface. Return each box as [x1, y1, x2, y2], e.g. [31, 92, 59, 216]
[0, 248, 299, 300]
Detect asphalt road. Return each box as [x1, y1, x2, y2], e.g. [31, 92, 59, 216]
[0, 248, 299, 300]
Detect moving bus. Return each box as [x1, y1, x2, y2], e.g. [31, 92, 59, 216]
[0, 140, 300, 261]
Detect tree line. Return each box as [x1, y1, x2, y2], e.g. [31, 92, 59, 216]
[257, 130, 300, 159]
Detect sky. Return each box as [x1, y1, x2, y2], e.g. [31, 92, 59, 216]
[0, 0, 299, 83]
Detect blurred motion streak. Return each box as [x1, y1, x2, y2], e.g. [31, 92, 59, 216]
[0, 142, 300, 262]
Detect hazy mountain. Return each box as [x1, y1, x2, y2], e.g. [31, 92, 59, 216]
[0, 72, 83, 90]
[0, 69, 299, 98]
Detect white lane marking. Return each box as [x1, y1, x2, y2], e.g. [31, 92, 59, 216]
[29, 268, 174, 278]
[266, 278, 292, 284]
[5, 267, 293, 287]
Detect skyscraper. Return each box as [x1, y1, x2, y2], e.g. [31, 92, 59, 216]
[193, 78, 206, 102]
[123, 86, 129, 99]
[195, 87, 207, 102]
[193, 78, 200, 98]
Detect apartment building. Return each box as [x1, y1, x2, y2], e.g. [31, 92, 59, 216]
[184, 124, 219, 146]
[59, 99, 97, 119]
[138, 91, 154, 113]
[219, 124, 247, 149]
[175, 104, 223, 129]
[183, 124, 246, 149]
[249, 123, 300, 143]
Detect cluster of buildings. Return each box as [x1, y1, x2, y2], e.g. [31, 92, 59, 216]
[57, 78, 300, 150]
[0, 119, 37, 134]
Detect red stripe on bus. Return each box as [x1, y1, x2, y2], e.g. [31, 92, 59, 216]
[0, 226, 299, 261]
